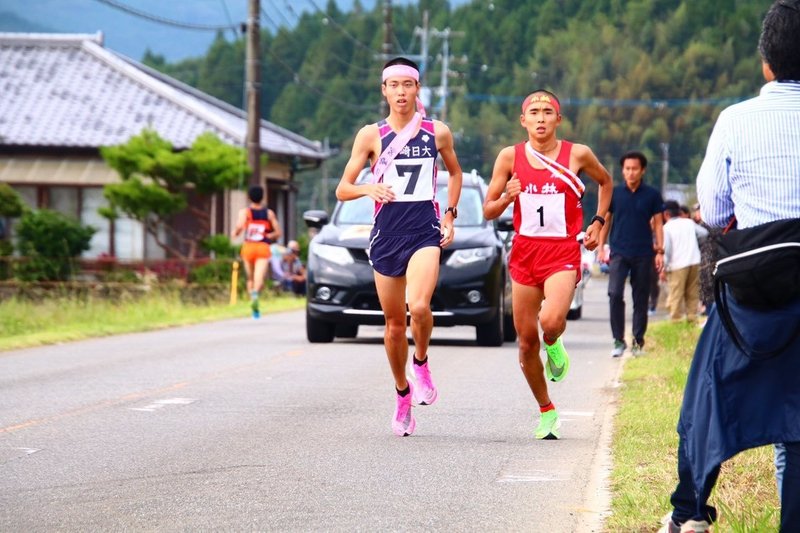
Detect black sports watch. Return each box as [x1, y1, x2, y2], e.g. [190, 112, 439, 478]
[445, 206, 458, 219]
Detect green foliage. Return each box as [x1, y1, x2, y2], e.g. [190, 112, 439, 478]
[201, 234, 239, 258]
[188, 259, 243, 287]
[100, 129, 250, 260]
[0, 183, 25, 218]
[147, 0, 772, 220]
[14, 209, 95, 281]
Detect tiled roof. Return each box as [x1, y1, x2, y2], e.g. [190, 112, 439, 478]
[0, 32, 328, 161]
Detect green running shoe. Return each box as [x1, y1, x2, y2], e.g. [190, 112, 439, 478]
[544, 337, 570, 382]
[250, 298, 260, 319]
[535, 409, 560, 440]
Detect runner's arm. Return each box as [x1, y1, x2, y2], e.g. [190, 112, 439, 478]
[483, 146, 518, 221]
[267, 209, 282, 242]
[435, 121, 462, 247]
[574, 144, 612, 251]
[335, 125, 394, 203]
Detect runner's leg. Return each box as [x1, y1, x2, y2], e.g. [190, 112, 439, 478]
[539, 270, 577, 341]
[374, 271, 409, 390]
[512, 281, 549, 404]
[406, 246, 440, 361]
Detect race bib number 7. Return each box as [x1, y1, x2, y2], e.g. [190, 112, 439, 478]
[518, 192, 567, 238]
[382, 157, 435, 202]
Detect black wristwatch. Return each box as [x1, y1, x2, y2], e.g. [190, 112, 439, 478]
[445, 206, 458, 219]
[590, 215, 606, 227]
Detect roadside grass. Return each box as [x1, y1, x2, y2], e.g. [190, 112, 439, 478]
[608, 319, 780, 532]
[0, 293, 306, 351]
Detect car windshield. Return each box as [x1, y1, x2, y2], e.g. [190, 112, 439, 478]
[335, 185, 485, 227]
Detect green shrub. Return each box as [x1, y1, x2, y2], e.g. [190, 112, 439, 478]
[14, 209, 95, 281]
[189, 259, 244, 289]
[201, 234, 239, 258]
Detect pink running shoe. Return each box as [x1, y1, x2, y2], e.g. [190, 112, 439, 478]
[412, 359, 439, 406]
[392, 381, 416, 436]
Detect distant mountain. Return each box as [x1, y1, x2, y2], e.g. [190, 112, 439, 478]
[0, 11, 54, 33]
[0, 0, 468, 61]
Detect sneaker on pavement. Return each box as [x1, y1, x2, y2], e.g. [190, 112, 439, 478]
[250, 299, 260, 319]
[535, 409, 560, 440]
[632, 341, 646, 357]
[544, 337, 570, 382]
[392, 382, 416, 437]
[412, 359, 438, 406]
[611, 339, 626, 357]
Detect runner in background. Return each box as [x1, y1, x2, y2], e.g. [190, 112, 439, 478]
[233, 185, 281, 319]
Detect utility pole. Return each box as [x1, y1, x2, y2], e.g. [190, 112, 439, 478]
[431, 28, 463, 121]
[660, 142, 669, 196]
[321, 137, 330, 212]
[246, 0, 261, 188]
[380, 0, 393, 116]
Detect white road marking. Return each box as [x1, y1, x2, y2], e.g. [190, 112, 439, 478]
[129, 398, 198, 412]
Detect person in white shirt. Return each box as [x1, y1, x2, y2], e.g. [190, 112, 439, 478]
[661, 202, 708, 322]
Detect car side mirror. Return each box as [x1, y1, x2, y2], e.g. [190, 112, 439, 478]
[495, 213, 514, 232]
[303, 210, 329, 229]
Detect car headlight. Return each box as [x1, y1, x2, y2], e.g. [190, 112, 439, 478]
[446, 246, 494, 267]
[311, 243, 354, 265]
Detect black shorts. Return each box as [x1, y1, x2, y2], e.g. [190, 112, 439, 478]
[368, 225, 441, 277]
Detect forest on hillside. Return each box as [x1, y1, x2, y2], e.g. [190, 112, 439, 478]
[143, 0, 772, 220]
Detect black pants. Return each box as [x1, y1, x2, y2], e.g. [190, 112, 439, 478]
[607, 254, 652, 345]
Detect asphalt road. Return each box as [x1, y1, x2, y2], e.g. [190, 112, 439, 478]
[0, 276, 623, 532]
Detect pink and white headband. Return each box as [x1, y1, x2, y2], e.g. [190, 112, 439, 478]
[382, 65, 426, 117]
[382, 65, 420, 82]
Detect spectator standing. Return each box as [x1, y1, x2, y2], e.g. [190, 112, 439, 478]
[598, 151, 665, 357]
[662, 202, 707, 322]
[660, 2, 800, 531]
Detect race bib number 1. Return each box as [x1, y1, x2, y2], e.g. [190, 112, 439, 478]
[518, 192, 567, 237]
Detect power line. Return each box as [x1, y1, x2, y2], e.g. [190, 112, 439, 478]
[461, 93, 749, 108]
[264, 48, 376, 112]
[304, 0, 374, 52]
[260, 6, 377, 75]
[91, 0, 239, 31]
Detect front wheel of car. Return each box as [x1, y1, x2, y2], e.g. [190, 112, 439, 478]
[335, 324, 359, 338]
[503, 311, 517, 342]
[476, 306, 504, 347]
[307, 308, 336, 343]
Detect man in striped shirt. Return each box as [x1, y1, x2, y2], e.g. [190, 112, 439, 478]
[661, 2, 800, 532]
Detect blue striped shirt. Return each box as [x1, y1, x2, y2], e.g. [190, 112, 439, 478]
[697, 81, 800, 229]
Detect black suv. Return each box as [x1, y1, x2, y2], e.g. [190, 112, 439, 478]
[303, 169, 515, 346]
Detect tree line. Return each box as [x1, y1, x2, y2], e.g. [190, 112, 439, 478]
[143, 0, 771, 223]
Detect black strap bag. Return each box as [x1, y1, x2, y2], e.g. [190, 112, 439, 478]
[713, 217, 800, 359]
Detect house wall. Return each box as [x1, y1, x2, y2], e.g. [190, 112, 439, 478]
[1, 153, 299, 260]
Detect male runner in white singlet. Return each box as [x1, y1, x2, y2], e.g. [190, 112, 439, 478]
[335, 57, 463, 436]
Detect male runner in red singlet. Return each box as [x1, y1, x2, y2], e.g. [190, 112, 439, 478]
[335, 57, 463, 437]
[233, 185, 282, 319]
[483, 90, 612, 439]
